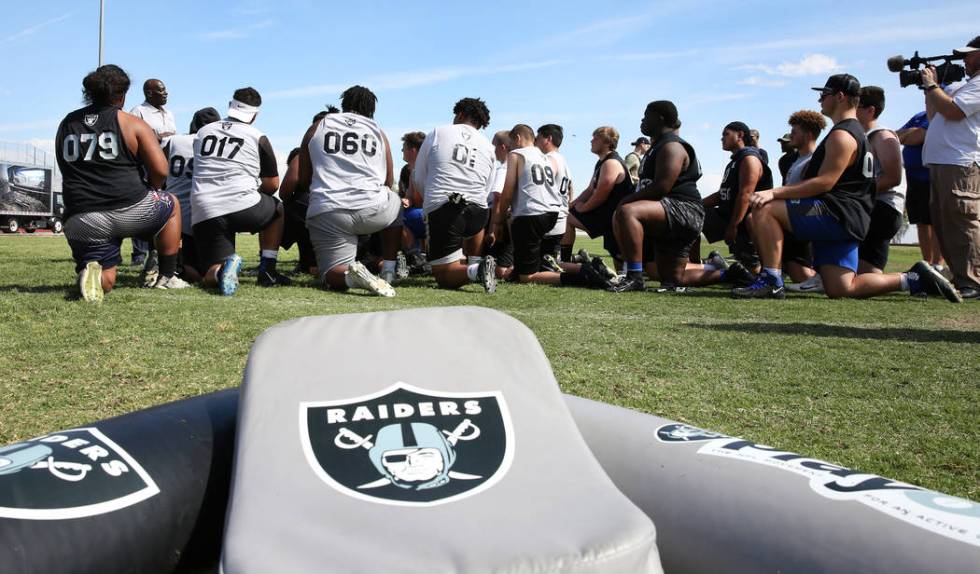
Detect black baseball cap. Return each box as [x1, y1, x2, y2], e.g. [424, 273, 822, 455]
[630, 137, 650, 146]
[953, 36, 980, 55]
[812, 74, 861, 97]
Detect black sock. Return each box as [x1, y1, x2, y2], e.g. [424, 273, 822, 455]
[560, 245, 573, 262]
[627, 270, 644, 280]
[258, 257, 277, 272]
[159, 253, 178, 278]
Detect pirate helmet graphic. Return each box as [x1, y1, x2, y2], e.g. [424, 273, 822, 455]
[0, 443, 53, 475]
[369, 423, 456, 490]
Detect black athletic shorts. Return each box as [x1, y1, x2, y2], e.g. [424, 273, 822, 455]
[701, 207, 759, 269]
[905, 178, 931, 225]
[570, 202, 617, 239]
[193, 194, 281, 267]
[425, 200, 489, 265]
[511, 213, 558, 275]
[540, 234, 561, 261]
[572, 202, 623, 259]
[859, 202, 903, 270]
[642, 197, 704, 261]
[485, 215, 514, 268]
[281, 200, 315, 270]
[782, 234, 813, 269]
[180, 233, 203, 275]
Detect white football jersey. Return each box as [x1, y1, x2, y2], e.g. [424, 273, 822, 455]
[488, 160, 507, 207]
[412, 124, 495, 215]
[191, 119, 275, 224]
[164, 134, 195, 235]
[307, 112, 388, 217]
[510, 147, 563, 218]
[544, 150, 571, 236]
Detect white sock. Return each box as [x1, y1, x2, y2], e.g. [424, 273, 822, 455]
[382, 260, 396, 273]
[261, 249, 278, 260]
[703, 263, 719, 272]
[467, 264, 480, 282]
[899, 272, 909, 291]
[467, 256, 483, 265]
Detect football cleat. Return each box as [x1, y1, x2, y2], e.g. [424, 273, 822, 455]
[78, 261, 104, 303]
[347, 261, 395, 297]
[218, 254, 243, 296]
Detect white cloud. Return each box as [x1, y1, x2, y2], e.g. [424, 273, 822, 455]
[267, 60, 563, 101]
[197, 19, 274, 41]
[737, 76, 789, 87]
[739, 54, 841, 78]
[2, 12, 73, 44]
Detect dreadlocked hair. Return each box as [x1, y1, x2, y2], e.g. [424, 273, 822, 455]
[341, 86, 378, 118]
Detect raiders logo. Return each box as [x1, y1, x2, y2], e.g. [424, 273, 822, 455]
[344, 117, 356, 127]
[0, 428, 159, 520]
[83, 114, 98, 127]
[461, 131, 471, 141]
[656, 423, 729, 443]
[299, 382, 514, 506]
[221, 122, 233, 130]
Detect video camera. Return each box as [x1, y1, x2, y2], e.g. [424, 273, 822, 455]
[887, 51, 966, 88]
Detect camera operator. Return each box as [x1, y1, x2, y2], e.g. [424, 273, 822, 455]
[922, 36, 980, 299]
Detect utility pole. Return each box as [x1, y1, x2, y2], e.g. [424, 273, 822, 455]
[98, 0, 105, 66]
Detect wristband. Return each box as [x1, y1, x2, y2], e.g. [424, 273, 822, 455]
[923, 84, 939, 92]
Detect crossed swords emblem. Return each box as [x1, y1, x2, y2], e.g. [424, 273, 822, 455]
[334, 419, 483, 490]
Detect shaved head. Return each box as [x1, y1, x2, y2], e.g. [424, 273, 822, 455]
[509, 124, 535, 145]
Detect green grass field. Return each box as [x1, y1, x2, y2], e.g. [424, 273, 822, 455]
[0, 234, 977, 500]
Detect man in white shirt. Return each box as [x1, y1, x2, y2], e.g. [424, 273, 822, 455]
[483, 130, 514, 279]
[129, 79, 176, 143]
[412, 97, 497, 293]
[921, 36, 980, 299]
[128, 78, 177, 267]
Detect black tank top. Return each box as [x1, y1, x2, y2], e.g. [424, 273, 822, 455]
[638, 132, 701, 202]
[718, 146, 773, 221]
[592, 151, 634, 206]
[803, 118, 875, 240]
[56, 104, 147, 219]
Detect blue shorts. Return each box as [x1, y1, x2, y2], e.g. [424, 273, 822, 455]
[403, 207, 426, 239]
[785, 198, 859, 272]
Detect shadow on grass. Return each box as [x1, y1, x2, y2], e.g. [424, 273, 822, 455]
[687, 321, 980, 344]
[0, 284, 74, 296]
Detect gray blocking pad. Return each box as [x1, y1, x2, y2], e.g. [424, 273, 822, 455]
[221, 307, 662, 573]
[565, 395, 980, 574]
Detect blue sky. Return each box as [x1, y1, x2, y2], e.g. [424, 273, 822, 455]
[2, 1, 978, 194]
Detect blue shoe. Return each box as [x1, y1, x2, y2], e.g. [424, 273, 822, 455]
[732, 271, 785, 299]
[219, 254, 243, 296]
